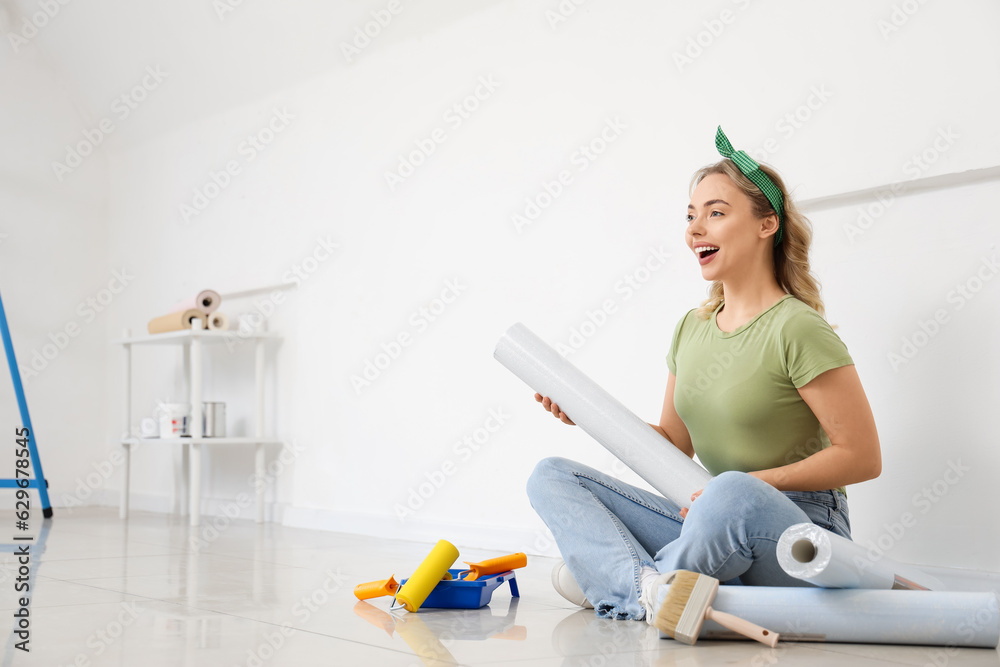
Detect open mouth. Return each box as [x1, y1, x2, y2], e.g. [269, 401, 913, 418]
[696, 246, 719, 259]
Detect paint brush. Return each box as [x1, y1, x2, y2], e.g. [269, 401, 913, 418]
[654, 570, 779, 647]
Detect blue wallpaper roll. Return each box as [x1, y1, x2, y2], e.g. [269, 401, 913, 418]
[654, 585, 1000, 647]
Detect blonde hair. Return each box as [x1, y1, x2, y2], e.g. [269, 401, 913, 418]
[690, 159, 825, 320]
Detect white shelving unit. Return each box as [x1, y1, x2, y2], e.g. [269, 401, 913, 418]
[115, 326, 282, 526]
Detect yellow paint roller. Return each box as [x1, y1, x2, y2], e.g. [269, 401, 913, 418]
[354, 573, 453, 601]
[395, 539, 459, 612]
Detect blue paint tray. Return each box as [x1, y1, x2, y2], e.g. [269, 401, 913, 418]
[398, 569, 519, 609]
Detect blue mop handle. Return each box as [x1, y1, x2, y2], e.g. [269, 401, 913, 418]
[0, 289, 52, 514]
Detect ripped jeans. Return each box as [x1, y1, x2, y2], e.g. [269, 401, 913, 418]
[526, 457, 852, 620]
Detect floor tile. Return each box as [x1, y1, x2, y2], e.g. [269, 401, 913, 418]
[0, 508, 996, 667]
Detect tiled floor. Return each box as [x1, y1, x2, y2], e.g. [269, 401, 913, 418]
[0, 508, 998, 666]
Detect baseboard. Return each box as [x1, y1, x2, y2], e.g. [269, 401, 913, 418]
[56, 488, 291, 524]
[281, 506, 561, 557]
[52, 490, 561, 557]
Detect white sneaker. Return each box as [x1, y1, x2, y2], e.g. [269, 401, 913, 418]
[551, 560, 594, 609]
[639, 569, 675, 626]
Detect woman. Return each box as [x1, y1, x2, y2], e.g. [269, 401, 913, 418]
[525, 127, 881, 626]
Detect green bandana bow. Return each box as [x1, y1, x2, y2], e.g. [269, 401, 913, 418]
[715, 126, 785, 246]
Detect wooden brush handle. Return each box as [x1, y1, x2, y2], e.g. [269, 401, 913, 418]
[705, 607, 779, 648]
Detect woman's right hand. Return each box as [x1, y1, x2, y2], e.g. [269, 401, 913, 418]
[535, 393, 576, 426]
[678, 488, 703, 519]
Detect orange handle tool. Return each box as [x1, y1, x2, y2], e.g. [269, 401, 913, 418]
[354, 576, 399, 600]
[462, 553, 527, 581]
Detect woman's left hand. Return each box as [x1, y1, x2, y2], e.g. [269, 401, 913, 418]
[679, 488, 703, 519]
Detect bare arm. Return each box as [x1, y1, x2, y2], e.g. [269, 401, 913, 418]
[650, 372, 694, 459]
[750, 365, 882, 492]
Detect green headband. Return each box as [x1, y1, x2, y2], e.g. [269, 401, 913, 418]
[714, 126, 785, 246]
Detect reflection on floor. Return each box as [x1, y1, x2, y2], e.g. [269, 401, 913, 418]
[0, 508, 998, 666]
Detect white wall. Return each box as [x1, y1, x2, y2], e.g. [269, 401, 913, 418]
[3, 0, 999, 571]
[0, 39, 111, 505]
[808, 179, 1000, 570]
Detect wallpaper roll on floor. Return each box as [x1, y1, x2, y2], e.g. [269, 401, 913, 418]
[494, 322, 712, 508]
[147, 309, 204, 335]
[654, 585, 1000, 647]
[206, 312, 229, 331]
[777, 523, 944, 591]
[171, 289, 221, 314]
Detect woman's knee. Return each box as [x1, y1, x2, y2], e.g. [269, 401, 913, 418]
[697, 471, 773, 514]
[525, 456, 576, 501]
[709, 470, 758, 492]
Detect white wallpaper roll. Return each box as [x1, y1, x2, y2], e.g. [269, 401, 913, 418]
[171, 289, 221, 314]
[207, 312, 229, 331]
[494, 322, 712, 508]
[653, 584, 1000, 647]
[777, 523, 945, 590]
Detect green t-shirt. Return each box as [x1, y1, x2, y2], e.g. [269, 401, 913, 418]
[666, 294, 854, 492]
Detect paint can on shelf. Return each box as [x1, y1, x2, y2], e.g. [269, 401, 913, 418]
[158, 403, 190, 439]
[203, 402, 226, 437]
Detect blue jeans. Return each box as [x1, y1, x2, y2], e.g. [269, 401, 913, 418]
[526, 457, 852, 620]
